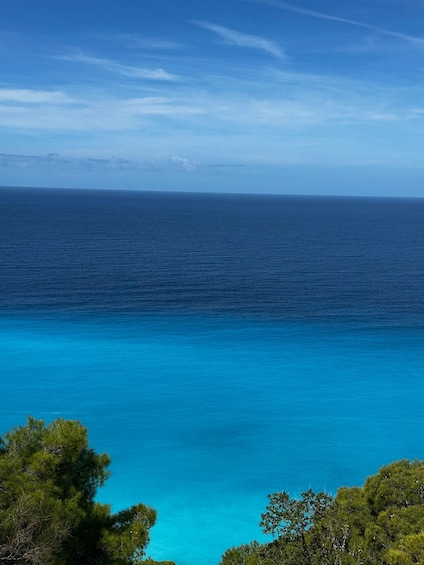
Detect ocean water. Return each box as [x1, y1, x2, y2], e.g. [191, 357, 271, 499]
[1, 187, 424, 564]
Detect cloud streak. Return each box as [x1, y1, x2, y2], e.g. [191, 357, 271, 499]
[57, 53, 179, 81]
[0, 65, 419, 137]
[0, 88, 204, 131]
[193, 21, 285, 59]
[0, 89, 73, 104]
[249, 0, 424, 46]
[119, 35, 183, 50]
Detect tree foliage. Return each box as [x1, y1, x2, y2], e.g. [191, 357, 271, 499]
[0, 417, 163, 565]
[221, 460, 424, 565]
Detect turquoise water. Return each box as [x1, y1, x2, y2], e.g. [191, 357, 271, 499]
[1, 312, 423, 564]
[2, 188, 424, 563]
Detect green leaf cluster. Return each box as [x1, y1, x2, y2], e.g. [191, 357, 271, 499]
[0, 417, 166, 565]
[221, 460, 424, 565]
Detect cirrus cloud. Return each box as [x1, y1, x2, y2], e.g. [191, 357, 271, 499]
[193, 21, 286, 60]
[56, 53, 179, 81]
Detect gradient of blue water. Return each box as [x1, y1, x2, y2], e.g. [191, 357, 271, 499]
[1, 188, 424, 564]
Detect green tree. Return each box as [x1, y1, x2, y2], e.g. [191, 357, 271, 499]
[0, 417, 159, 565]
[384, 532, 424, 565]
[363, 460, 424, 516]
[259, 489, 333, 564]
[220, 541, 263, 565]
[220, 460, 424, 565]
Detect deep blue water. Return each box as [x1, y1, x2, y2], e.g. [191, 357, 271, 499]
[1, 187, 424, 564]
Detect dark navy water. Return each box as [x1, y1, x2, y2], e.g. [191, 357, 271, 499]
[1, 187, 424, 564]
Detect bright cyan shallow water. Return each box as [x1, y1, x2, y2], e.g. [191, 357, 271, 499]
[1, 188, 424, 564]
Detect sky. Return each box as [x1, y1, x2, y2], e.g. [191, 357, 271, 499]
[1, 0, 424, 195]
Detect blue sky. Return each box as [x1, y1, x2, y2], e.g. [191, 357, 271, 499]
[1, 0, 424, 195]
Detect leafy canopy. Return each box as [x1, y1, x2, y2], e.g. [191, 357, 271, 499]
[221, 459, 424, 565]
[0, 417, 162, 565]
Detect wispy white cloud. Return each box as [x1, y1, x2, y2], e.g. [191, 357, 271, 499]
[57, 53, 179, 81]
[0, 89, 73, 104]
[0, 89, 203, 131]
[249, 0, 424, 46]
[0, 69, 420, 136]
[1, 60, 424, 176]
[193, 21, 285, 59]
[119, 35, 183, 50]
[120, 97, 204, 117]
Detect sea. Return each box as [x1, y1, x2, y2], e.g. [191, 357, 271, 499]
[1, 186, 424, 565]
